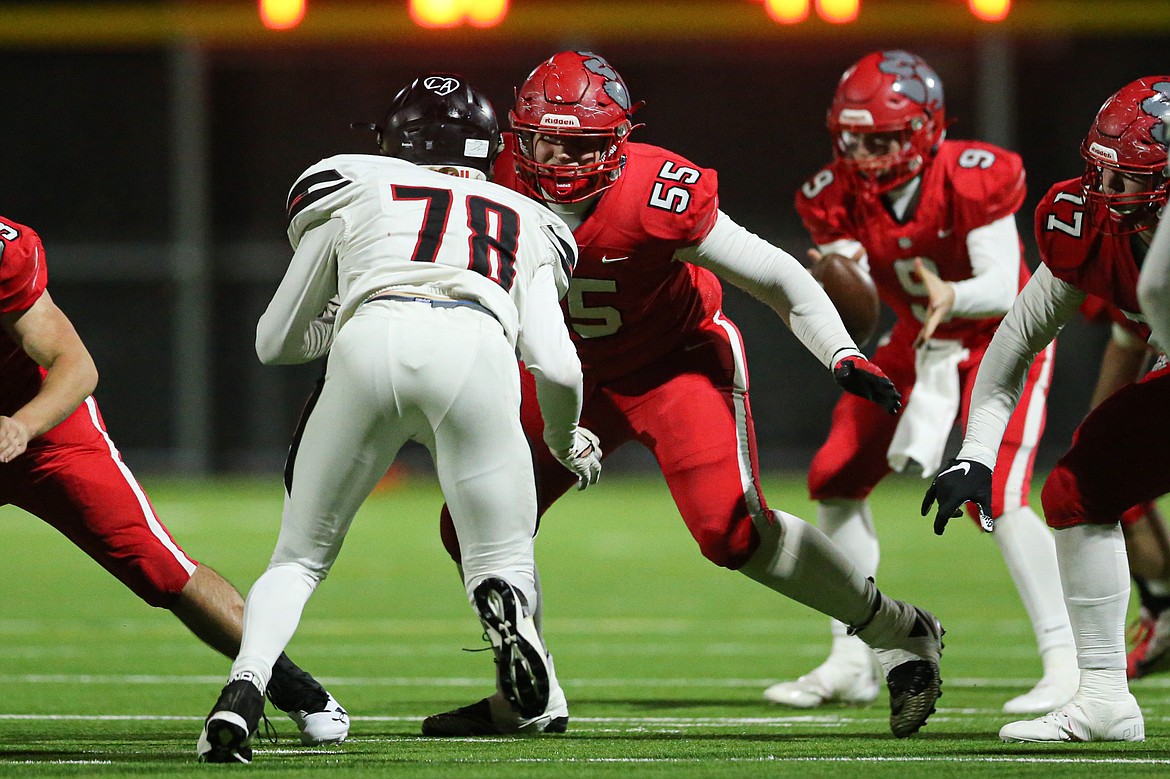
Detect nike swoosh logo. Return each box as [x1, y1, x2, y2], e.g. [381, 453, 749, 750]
[938, 228, 953, 238]
[940, 461, 970, 477]
[601, 255, 629, 263]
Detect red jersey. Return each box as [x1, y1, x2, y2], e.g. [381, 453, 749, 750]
[1035, 178, 1151, 341]
[495, 137, 721, 381]
[796, 139, 1029, 345]
[0, 217, 50, 416]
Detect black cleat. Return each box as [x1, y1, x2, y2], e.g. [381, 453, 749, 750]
[473, 578, 551, 719]
[197, 677, 264, 763]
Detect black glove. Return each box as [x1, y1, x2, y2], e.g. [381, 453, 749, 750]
[833, 356, 902, 415]
[921, 457, 995, 535]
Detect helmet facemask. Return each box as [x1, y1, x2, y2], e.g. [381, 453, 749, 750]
[513, 124, 631, 203]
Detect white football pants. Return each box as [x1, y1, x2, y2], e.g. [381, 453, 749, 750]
[230, 300, 540, 688]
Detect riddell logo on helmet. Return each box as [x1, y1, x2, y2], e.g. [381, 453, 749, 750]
[1089, 142, 1119, 162]
[540, 114, 582, 129]
[837, 109, 875, 126]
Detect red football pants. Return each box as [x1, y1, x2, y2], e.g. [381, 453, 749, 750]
[441, 311, 768, 570]
[809, 327, 1053, 520]
[0, 397, 197, 607]
[1042, 363, 1170, 528]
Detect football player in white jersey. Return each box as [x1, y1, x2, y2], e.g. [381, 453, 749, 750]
[196, 73, 601, 763]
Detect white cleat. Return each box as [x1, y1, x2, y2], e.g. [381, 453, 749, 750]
[288, 692, 350, 745]
[1002, 673, 1079, 714]
[764, 658, 879, 708]
[999, 695, 1145, 742]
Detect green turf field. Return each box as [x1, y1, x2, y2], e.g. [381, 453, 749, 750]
[1, 472, 1167, 777]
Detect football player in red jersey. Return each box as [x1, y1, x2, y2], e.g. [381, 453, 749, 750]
[0, 217, 349, 746]
[1079, 299, 1170, 679]
[925, 75, 1170, 742]
[768, 50, 1075, 716]
[423, 50, 946, 740]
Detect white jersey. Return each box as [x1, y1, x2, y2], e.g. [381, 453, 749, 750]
[276, 153, 577, 350]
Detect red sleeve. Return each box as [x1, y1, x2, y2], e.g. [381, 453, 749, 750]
[0, 219, 48, 315]
[1033, 179, 1089, 274]
[947, 142, 1026, 230]
[794, 164, 853, 246]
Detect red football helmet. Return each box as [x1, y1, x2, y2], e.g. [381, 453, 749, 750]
[1080, 76, 1170, 235]
[828, 50, 946, 193]
[510, 51, 642, 203]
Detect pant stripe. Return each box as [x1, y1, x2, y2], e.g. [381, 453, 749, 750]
[711, 310, 764, 519]
[81, 397, 197, 575]
[1002, 342, 1054, 512]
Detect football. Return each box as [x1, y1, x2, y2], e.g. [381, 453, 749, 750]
[809, 253, 881, 345]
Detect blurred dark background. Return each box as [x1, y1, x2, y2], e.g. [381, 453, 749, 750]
[3, 0, 1166, 474]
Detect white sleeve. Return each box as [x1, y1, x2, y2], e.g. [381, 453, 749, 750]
[958, 264, 1084, 467]
[677, 210, 861, 368]
[949, 215, 1021, 318]
[256, 217, 342, 365]
[1138, 211, 1170, 354]
[516, 263, 584, 455]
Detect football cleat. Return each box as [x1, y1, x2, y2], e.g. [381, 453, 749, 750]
[284, 692, 350, 746]
[197, 677, 264, 764]
[999, 695, 1145, 742]
[764, 654, 879, 708]
[422, 687, 569, 736]
[1128, 608, 1170, 679]
[854, 597, 944, 738]
[472, 577, 552, 719]
[267, 660, 350, 745]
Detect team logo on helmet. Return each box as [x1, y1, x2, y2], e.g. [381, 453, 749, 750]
[1142, 81, 1170, 146]
[878, 50, 944, 111]
[423, 76, 461, 96]
[582, 54, 632, 112]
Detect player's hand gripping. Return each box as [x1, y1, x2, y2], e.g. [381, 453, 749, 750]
[921, 457, 995, 535]
[833, 356, 902, 415]
[551, 426, 602, 491]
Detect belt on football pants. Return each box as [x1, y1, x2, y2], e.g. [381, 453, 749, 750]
[366, 293, 501, 326]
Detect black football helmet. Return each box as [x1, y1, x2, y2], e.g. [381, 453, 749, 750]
[364, 73, 501, 176]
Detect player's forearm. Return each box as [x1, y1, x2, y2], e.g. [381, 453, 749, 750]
[959, 266, 1080, 467]
[683, 211, 860, 367]
[518, 270, 585, 454]
[13, 349, 97, 439]
[257, 220, 340, 364]
[950, 216, 1020, 318]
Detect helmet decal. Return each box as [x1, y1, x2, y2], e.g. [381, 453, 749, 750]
[1141, 82, 1170, 146]
[878, 50, 944, 113]
[582, 54, 632, 111]
[422, 76, 461, 97]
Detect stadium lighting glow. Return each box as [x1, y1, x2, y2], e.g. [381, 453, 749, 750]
[969, 0, 1011, 21]
[259, 0, 305, 30]
[816, 0, 860, 23]
[410, 0, 508, 28]
[764, 0, 811, 24]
